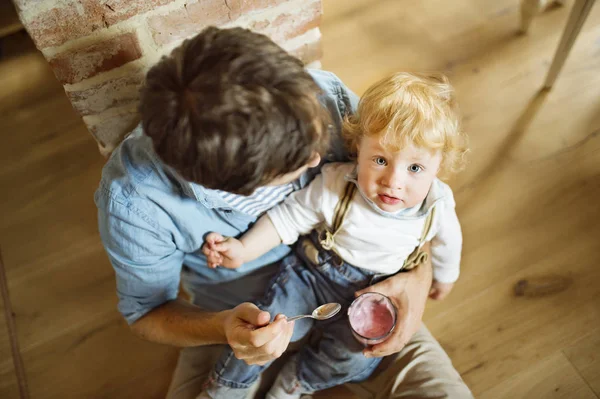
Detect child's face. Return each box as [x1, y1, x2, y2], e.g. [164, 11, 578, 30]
[356, 135, 442, 212]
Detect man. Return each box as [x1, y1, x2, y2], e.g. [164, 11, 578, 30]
[96, 26, 472, 398]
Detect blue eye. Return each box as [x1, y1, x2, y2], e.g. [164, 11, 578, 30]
[409, 164, 422, 173]
[374, 157, 387, 166]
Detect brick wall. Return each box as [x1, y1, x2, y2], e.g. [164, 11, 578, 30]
[14, 0, 323, 155]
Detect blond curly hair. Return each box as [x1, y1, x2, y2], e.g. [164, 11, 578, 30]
[343, 72, 469, 177]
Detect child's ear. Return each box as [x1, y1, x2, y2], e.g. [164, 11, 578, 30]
[353, 138, 361, 157]
[349, 147, 359, 161]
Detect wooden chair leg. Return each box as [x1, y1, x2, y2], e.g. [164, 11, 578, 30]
[544, 0, 596, 89]
[520, 0, 544, 33]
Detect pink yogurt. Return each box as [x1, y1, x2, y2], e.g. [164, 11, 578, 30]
[348, 293, 397, 345]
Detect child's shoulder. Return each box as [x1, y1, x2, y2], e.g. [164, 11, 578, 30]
[430, 178, 456, 208]
[318, 162, 355, 194]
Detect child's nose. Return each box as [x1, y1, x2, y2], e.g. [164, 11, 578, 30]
[381, 169, 405, 189]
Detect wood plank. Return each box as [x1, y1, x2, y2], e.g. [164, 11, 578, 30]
[8, 247, 118, 352]
[0, 294, 20, 399]
[0, 374, 20, 399]
[427, 238, 600, 395]
[392, 3, 600, 396]
[479, 351, 597, 399]
[0, 30, 60, 116]
[0, 314, 179, 399]
[0, 95, 114, 353]
[0, 0, 22, 39]
[321, 0, 576, 93]
[0, 98, 90, 183]
[563, 329, 600, 396]
[0, 125, 105, 284]
[417, 0, 600, 317]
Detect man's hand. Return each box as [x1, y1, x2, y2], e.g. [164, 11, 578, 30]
[223, 303, 295, 366]
[355, 243, 433, 358]
[429, 281, 454, 300]
[202, 232, 246, 269]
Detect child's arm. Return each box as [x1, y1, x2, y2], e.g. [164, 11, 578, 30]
[203, 215, 282, 268]
[429, 194, 462, 300]
[203, 169, 332, 268]
[266, 171, 328, 245]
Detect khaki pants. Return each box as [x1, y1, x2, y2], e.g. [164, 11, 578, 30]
[166, 325, 473, 399]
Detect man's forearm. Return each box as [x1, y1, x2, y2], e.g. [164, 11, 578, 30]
[130, 298, 230, 347]
[398, 242, 434, 293]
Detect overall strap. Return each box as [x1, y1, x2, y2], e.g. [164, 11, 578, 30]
[320, 182, 357, 250]
[402, 206, 437, 271]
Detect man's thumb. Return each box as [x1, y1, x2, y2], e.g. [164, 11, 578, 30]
[355, 281, 383, 298]
[236, 303, 271, 327]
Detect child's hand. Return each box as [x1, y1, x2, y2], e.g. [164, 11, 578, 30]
[202, 232, 246, 269]
[429, 281, 454, 300]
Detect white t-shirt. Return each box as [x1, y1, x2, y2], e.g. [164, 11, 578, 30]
[267, 162, 462, 283]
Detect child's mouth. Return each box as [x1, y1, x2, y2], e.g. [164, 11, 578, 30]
[378, 194, 401, 205]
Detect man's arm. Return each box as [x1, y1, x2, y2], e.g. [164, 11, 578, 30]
[131, 299, 294, 365]
[355, 242, 433, 358]
[130, 298, 228, 346]
[98, 201, 293, 365]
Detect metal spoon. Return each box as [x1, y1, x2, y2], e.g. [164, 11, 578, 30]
[286, 303, 342, 322]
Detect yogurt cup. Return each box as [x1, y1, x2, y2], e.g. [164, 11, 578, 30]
[348, 292, 397, 345]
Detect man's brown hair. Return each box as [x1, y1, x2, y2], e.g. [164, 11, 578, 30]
[140, 27, 330, 195]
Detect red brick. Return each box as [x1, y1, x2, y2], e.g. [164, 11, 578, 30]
[289, 39, 322, 65]
[49, 32, 142, 85]
[66, 72, 144, 115]
[21, 0, 175, 49]
[249, 1, 320, 44]
[100, 0, 177, 25]
[148, 0, 293, 46]
[148, 0, 233, 46]
[23, 0, 106, 49]
[225, 0, 290, 18]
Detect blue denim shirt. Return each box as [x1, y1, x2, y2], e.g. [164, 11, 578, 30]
[95, 70, 359, 324]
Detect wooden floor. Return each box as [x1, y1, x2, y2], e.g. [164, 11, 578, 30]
[1, 0, 599, 398]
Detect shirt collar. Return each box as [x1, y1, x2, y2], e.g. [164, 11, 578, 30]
[157, 161, 231, 209]
[190, 177, 304, 210]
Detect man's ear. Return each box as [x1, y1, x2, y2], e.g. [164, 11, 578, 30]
[308, 152, 321, 168]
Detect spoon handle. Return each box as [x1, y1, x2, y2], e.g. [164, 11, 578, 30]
[285, 314, 312, 322]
